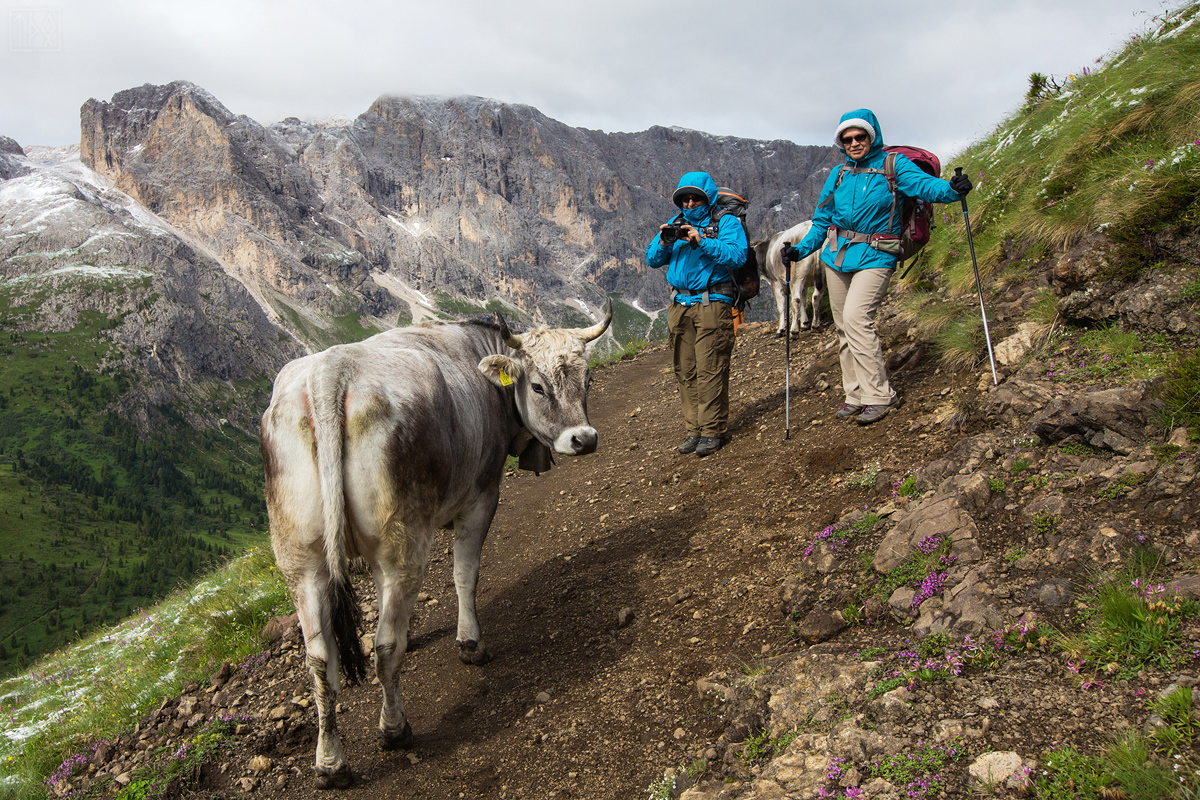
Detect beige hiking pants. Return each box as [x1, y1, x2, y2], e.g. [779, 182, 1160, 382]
[667, 300, 736, 438]
[824, 265, 898, 407]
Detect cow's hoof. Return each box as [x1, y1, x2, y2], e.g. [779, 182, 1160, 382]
[789, 331, 800, 340]
[457, 639, 494, 666]
[379, 720, 413, 751]
[774, 330, 785, 338]
[800, 323, 811, 331]
[314, 766, 353, 790]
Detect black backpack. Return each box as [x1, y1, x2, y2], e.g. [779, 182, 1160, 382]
[697, 188, 760, 310]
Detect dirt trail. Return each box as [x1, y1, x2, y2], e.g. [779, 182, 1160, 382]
[234, 321, 967, 800]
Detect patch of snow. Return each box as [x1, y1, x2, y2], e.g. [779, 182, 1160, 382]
[572, 299, 597, 321]
[630, 299, 660, 320]
[370, 270, 437, 323]
[1, 265, 151, 285]
[21, 144, 79, 166]
[386, 214, 429, 239]
[0, 172, 75, 204]
[1161, 16, 1196, 38]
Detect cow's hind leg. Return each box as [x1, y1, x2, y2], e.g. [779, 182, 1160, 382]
[453, 484, 500, 665]
[772, 279, 788, 337]
[811, 269, 824, 330]
[372, 523, 434, 750]
[791, 289, 804, 337]
[293, 572, 353, 789]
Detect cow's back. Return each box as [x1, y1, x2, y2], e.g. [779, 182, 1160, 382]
[262, 323, 515, 546]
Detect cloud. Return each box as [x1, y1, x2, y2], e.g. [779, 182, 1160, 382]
[0, 0, 1160, 161]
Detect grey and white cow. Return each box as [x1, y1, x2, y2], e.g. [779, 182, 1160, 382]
[260, 308, 611, 788]
[753, 220, 824, 337]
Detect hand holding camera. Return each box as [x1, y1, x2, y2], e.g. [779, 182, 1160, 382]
[660, 221, 698, 247]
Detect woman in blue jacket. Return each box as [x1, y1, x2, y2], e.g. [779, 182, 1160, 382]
[646, 171, 747, 457]
[783, 109, 971, 425]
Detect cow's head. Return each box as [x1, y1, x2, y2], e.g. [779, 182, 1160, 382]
[478, 304, 612, 456]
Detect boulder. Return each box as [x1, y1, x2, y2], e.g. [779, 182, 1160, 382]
[1029, 382, 1163, 453]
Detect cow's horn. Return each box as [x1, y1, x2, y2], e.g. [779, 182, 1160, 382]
[578, 300, 613, 343]
[496, 312, 523, 349]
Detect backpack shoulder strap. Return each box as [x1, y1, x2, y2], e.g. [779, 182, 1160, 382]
[817, 165, 848, 209]
[883, 152, 899, 194]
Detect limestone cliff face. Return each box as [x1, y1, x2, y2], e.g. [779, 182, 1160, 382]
[0, 143, 305, 430]
[78, 83, 837, 332]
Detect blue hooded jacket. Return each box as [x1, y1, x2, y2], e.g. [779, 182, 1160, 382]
[792, 109, 963, 272]
[645, 171, 747, 306]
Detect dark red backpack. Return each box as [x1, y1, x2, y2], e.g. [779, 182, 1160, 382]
[820, 146, 941, 268]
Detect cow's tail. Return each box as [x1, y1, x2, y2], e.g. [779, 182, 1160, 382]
[309, 358, 368, 686]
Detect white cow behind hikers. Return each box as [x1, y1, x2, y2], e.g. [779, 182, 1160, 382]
[260, 308, 611, 789]
[753, 220, 824, 337]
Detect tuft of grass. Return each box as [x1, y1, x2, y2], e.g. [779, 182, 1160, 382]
[1097, 471, 1145, 499]
[1032, 510, 1061, 536]
[1057, 440, 1103, 457]
[739, 729, 799, 767]
[1024, 287, 1061, 344]
[932, 314, 983, 371]
[1059, 554, 1200, 681]
[1160, 349, 1200, 439]
[1150, 685, 1196, 755]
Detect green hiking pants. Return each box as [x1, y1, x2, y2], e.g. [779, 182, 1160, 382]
[667, 300, 736, 439]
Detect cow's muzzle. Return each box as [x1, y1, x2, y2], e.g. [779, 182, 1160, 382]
[555, 425, 599, 456]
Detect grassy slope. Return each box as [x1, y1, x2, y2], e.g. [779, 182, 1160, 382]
[901, 3, 1200, 360]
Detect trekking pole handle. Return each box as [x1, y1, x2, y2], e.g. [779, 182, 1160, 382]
[954, 167, 969, 213]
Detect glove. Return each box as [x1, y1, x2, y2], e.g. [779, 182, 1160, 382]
[780, 244, 800, 265]
[949, 172, 973, 197]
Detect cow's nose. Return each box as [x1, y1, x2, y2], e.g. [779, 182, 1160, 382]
[571, 429, 598, 455]
[555, 425, 599, 455]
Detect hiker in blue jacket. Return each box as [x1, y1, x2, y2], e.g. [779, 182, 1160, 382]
[782, 109, 972, 425]
[646, 170, 747, 457]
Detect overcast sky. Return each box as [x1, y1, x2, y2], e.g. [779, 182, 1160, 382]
[0, 0, 1164, 161]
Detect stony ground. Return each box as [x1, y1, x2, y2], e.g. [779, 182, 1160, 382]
[61, 312, 1200, 800]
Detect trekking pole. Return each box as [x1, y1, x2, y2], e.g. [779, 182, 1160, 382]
[955, 168, 999, 386]
[782, 242, 793, 439]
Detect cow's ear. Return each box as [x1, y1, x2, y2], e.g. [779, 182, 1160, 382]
[479, 355, 523, 388]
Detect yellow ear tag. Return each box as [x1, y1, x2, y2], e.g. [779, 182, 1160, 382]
[498, 369, 513, 387]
